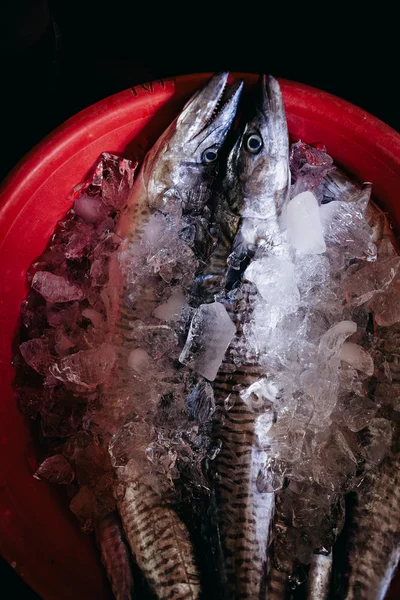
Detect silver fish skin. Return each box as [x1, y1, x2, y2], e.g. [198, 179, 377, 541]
[211, 75, 290, 600]
[107, 73, 243, 600]
[96, 512, 135, 600]
[307, 552, 332, 600]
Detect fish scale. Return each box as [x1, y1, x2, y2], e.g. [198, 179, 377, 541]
[342, 447, 400, 600]
[119, 482, 200, 600]
[101, 73, 244, 599]
[212, 286, 275, 600]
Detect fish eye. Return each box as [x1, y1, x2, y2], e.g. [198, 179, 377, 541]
[202, 148, 218, 164]
[246, 133, 263, 154]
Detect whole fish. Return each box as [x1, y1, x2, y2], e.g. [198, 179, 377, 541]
[103, 73, 243, 600]
[210, 74, 290, 600]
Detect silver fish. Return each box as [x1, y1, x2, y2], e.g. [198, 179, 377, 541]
[210, 74, 290, 600]
[106, 73, 243, 600]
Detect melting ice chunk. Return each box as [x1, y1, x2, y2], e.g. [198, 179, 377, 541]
[127, 348, 154, 375]
[240, 378, 278, 412]
[32, 272, 85, 303]
[342, 257, 400, 307]
[287, 191, 326, 254]
[34, 454, 75, 484]
[152, 289, 186, 321]
[245, 257, 300, 319]
[179, 302, 236, 381]
[49, 343, 117, 390]
[360, 418, 392, 465]
[20, 338, 54, 375]
[318, 321, 357, 361]
[369, 288, 400, 327]
[338, 342, 374, 376]
[320, 200, 376, 262]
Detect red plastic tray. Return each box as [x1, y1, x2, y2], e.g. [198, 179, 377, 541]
[0, 73, 399, 599]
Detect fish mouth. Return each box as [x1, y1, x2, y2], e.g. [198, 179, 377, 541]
[191, 76, 244, 145]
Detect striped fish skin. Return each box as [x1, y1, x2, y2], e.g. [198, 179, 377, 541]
[107, 74, 244, 600]
[339, 441, 400, 600]
[210, 75, 290, 600]
[119, 483, 200, 600]
[267, 563, 292, 600]
[96, 512, 135, 600]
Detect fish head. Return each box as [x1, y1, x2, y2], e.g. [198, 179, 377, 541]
[225, 75, 290, 221]
[142, 73, 243, 215]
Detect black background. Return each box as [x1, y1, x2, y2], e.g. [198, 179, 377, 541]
[0, 1, 398, 597]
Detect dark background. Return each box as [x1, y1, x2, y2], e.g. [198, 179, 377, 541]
[0, 1, 398, 597]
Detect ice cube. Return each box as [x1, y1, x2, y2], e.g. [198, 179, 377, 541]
[99, 153, 137, 209]
[20, 338, 54, 375]
[342, 257, 400, 307]
[74, 194, 108, 224]
[109, 419, 153, 468]
[338, 342, 374, 376]
[244, 257, 300, 320]
[287, 191, 326, 254]
[152, 289, 186, 321]
[240, 378, 278, 412]
[369, 288, 400, 327]
[360, 418, 392, 466]
[32, 272, 85, 303]
[322, 169, 371, 206]
[341, 395, 378, 432]
[318, 321, 357, 361]
[127, 348, 154, 375]
[34, 455, 75, 484]
[187, 382, 215, 423]
[257, 458, 286, 493]
[179, 302, 236, 381]
[49, 343, 117, 390]
[54, 330, 75, 358]
[320, 200, 376, 262]
[69, 486, 96, 532]
[313, 430, 357, 492]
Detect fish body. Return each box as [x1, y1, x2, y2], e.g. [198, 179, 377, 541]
[104, 73, 243, 600]
[210, 75, 290, 599]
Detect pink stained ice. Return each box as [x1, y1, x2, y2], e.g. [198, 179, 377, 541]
[20, 337, 55, 375]
[368, 284, 400, 327]
[34, 454, 75, 484]
[32, 272, 85, 303]
[74, 152, 138, 211]
[342, 256, 400, 307]
[49, 343, 117, 390]
[290, 141, 334, 200]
